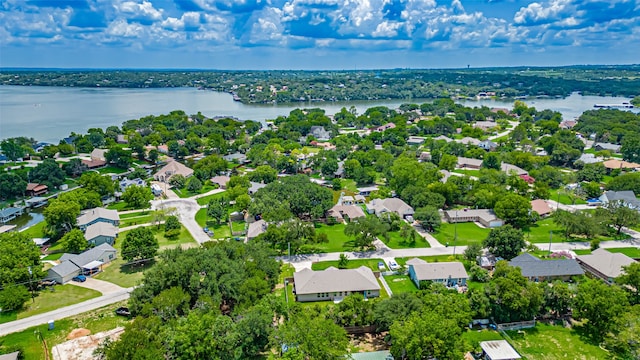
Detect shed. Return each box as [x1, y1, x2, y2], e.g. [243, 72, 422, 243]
[480, 340, 521, 360]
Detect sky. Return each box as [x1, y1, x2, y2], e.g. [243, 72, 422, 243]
[0, 0, 639, 70]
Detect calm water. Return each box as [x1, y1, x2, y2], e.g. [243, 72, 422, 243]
[0, 85, 636, 143]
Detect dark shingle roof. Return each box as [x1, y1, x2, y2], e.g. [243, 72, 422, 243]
[509, 253, 584, 278]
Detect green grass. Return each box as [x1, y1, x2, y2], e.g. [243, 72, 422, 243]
[96, 166, 128, 174]
[525, 218, 566, 243]
[462, 329, 503, 351]
[609, 247, 640, 258]
[194, 209, 231, 239]
[119, 214, 154, 227]
[312, 223, 357, 253]
[507, 323, 610, 360]
[94, 256, 153, 288]
[0, 301, 131, 360]
[118, 210, 152, 219]
[381, 230, 431, 249]
[384, 274, 419, 294]
[231, 221, 246, 233]
[395, 255, 463, 266]
[106, 201, 131, 211]
[42, 252, 63, 261]
[342, 179, 358, 192]
[196, 191, 227, 206]
[550, 188, 587, 205]
[173, 183, 217, 198]
[311, 258, 386, 272]
[20, 221, 46, 238]
[453, 169, 481, 177]
[431, 222, 491, 247]
[0, 285, 101, 325]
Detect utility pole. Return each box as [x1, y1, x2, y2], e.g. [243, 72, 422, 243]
[548, 230, 553, 255]
[453, 209, 458, 258]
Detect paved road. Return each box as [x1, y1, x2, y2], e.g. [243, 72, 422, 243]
[488, 121, 519, 140]
[68, 278, 125, 295]
[151, 198, 211, 244]
[0, 288, 132, 337]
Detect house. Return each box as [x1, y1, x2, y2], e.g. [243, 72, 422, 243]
[26, 183, 48, 196]
[531, 199, 552, 217]
[478, 140, 498, 151]
[457, 137, 480, 146]
[372, 123, 396, 132]
[153, 160, 194, 182]
[508, 253, 584, 281]
[82, 158, 107, 169]
[480, 340, 521, 360]
[444, 209, 503, 228]
[559, 119, 577, 129]
[116, 134, 128, 144]
[309, 126, 332, 141]
[90, 148, 108, 162]
[247, 219, 268, 240]
[407, 136, 426, 145]
[84, 222, 118, 246]
[519, 174, 535, 184]
[433, 135, 454, 143]
[478, 254, 500, 270]
[310, 141, 336, 150]
[594, 142, 621, 153]
[0, 207, 24, 223]
[293, 266, 380, 302]
[599, 190, 640, 209]
[157, 144, 169, 154]
[223, 152, 249, 164]
[210, 175, 231, 189]
[407, 258, 468, 288]
[576, 153, 603, 165]
[457, 157, 483, 169]
[474, 121, 498, 130]
[603, 159, 640, 170]
[77, 207, 120, 231]
[357, 186, 379, 196]
[501, 163, 528, 176]
[366, 198, 414, 219]
[0, 225, 17, 234]
[47, 244, 117, 284]
[248, 181, 267, 195]
[577, 248, 637, 284]
[119, 178, 145, 191]
[327, 205, 366, 222]
[354, 195, 366, 204]
[341, 196, 355, 205]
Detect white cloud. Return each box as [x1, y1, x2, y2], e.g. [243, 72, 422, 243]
[106, 18, 144, 37]
[115, 0, 163, 21]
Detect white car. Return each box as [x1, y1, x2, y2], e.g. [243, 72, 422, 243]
[388, 260, 400, 271]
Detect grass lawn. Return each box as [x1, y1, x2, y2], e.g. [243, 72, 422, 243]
[119, 214, 154, 228]
[432, 222, 490, 247]
[462, 329, 503, 350]
[173, 183, 217, 198]
[549, 188, 587, 205]
[106, 201, 131, 211]
[118, 210, 152, 219]
[20, 221, 46, 238]
[196, 191, 226, 206]
[342, 179, 359, 192]
[94, 257, 153, 288]
[507, 323, 610, 360]
[527, 217, 631, 244]
[0, 300, 131, 360]
[384, 274, 419, 294]
[453, 169, 481, 177]
[42, 252, 63, 261]
[97, 166, 128, 174]
[195, 209, 231, 239]
[395, 255, 464, 266]
[609, 247, 640, 258]
[311, 258, 386, 272]
[312, 223, 357, 253]
[381, 230, 430, 249]
[231, 221, 246, 233]
[0, 285, 101, 325]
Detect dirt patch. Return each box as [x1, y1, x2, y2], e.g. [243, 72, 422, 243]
[67, 328, 91, 340]
[349, 332, 389, 352]
[53, 327, 124, 360]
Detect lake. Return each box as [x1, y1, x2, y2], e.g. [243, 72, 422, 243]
[0, 85, 636, 143]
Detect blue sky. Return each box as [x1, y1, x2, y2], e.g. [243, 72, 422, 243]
[1, 0, 638, 69]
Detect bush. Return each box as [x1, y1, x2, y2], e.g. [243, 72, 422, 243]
[590, 239, 600, 251]
[0, 285, 30, 311]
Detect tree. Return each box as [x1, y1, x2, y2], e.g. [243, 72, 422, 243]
[617, 262, 640, 305]
[60, 229, 88, 253]
[344, 216, 388, 250]
[576, 163, 606, 182]
[250, 175, 333, 220]
[541, 281, 574, 317]
[121, 227, 158, 263]
[373, 293, 423, 332]
[331, 178, 341, 190]
[62, 158, 89, 177]
[482, 225, 525, 260]
[169, 174, 186, 189]
[493, 194, 532, 228]
[235, 194, 251, 210]
[0, 232, 45, 288]
[607, 172, 640, 194]
[602, 200, 640, 235]
[186, 177, 202, 193]
[103, 316, 165, 359]
[164, 215, 181, 239]
[573, 278, 629, 341]
[337, 253, 349, 269]
[621, 134, 640, 163]
[399, 223, 417, 245]
[0, 139, 25, 161]
[274, 310, 349, 360]
[248, 165, 278, 184]
[482, 152, 501, 170]
[207, 197, 227, 225]
[58, 188, 102, 210]
[0, 285, 30, 312]
[0, 173, 27, 199]
[464, 242, 483, 263]
[148, 149, 159, 164]
[122, 185, 153, 209]
[105, 147, 133, 169]
[604, 305, 640, 359]
[486, 261, 543, 323]
[413, 206, 441, 232]
[78, 172, 115, 197]
[438, 154, 457, 171]
[30, 158, 66, 189]
[43, 198, 81, 237]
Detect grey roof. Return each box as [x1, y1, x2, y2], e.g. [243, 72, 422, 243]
[84, 222, 118, 240]
[576, 153, 603, 164]
[457, 157, 483, 167]
[600, 191, 640, 208]
[578, 248, 637, 279]
[509, 253, 584, 278]
[210, 175, 231, 186]
[479, 140, 498, 147]
[367, 198, 414, 217]
[445, 209, 499, 223]
[409, 262, 468, 281]
[248, 181, 267, 195]
[433, 135, 453, 142]
[60, 243, 116, 268]
[480, 340, 521, 360]
[457, 137, 481, 145]
[327, 205, 366, 220]
[406, 258, 428, 266]
[0, 207, 23, 217]
[48, 260, 81, 278]
[77, 208, 119, 227]
[293, 266, 380, 295]
[594, 142, 621, 151]
[223, 153, 247, 162]
[0, 352, 20, 360]
[247, 219, 267, 239]
[501, 162, 528, 175]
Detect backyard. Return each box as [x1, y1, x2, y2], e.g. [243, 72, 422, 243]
[526, 217, 631, 244]
[380, 230, 431, 249]
[311, 258, 387, 272]
[432, 222, 490, 247]
[195, 209, 232, 239]
[506, 323, 610, 359]
[384, 274, 419, 294]
[313, 223, 358, 253]
[549, 188, 587, 205]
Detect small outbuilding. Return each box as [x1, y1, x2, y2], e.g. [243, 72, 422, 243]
[480, 340, 521, 360]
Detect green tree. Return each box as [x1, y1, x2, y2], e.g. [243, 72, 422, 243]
[337, 253, 349, 269]
[121, 227, 158, 263]
[78, 172, 115, 197]
[493, 194, 532, 228]
[104, 316, 165, 359]
[541, 281, 574, 317]
[602, 200, 640, 235]
[438, 154, 457, 171]
[373, 293, 423, 332]
[235, 194, 251, 211]
[164, 215, 181, 239]
[482, 152, 501, 170]
[413, 206, 441, 232]
[483, 225, 525, 260]
[0, 232, 45, 290]
[463, 242, 483, 263]
[399, 223, 417, 245]
[43, 198, 81, 237]
[122, 185, 153, 209]
[607, 172, 640, 193]
[186, 177, 202, 193]
[604, 305, 640, 359]
[105, 147, 133, 169]
[207, 198, 227, 225]
[0, 285, 30, 312]
[30, 158, 66, 189]
[62, 158, 89, 177]
[169, 174, 186, 189]
[621, 134, 640, 163]
[0, 139, 25, 161]
[248, 165, 278, 184]
[573, 278, 629, 341]
[60, 229, 88, 253]
[617, 262, 640, 305]
[486, 261, 543, 322]
[274, 310, 349, 360]
[58, 188, 102, 210]
[344, 216, 388, 250]
[0, 173, 27, 199]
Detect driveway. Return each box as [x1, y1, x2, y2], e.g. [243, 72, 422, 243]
[68, 278, 125, 295]
[151, 198, 211, 244]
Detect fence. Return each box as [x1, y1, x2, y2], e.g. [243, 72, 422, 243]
[343, 325, 377, 335]
[496, 320, 536, 331]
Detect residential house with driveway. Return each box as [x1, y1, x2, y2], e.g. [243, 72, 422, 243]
[210, 175, 231, 189]
[508, 253, 584, 282]
[530, 199, 552, 218]
[153, 160, 194, 183]
[366, 198, 414, 220]
[593, 142, 621, 153]
[77, 207, 120, 231]
[406, 258, 468, 288]
[84, 222, 118, 246]
[478, 140, 498, 151]
[457, 157, 483, 169]
[444, 209, 503, 228]
[577, 248, 637, 284]
[47, 244, 117, 284]
[293, 266, 380, 302]
[599, 190, 640, 210]
[327, 204, 366, 223]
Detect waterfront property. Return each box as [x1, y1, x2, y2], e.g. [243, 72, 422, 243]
[25, 183, 48, 196]
[0, 207, 24, 223]
[293, 266, 380, 302]
[406, 258, 468, 288]
[444, 209, 503, 228]
[577, 248, 636, 284]
[508, 253, 584, 282]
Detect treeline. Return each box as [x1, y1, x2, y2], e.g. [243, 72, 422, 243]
[2, 66, 639, 104]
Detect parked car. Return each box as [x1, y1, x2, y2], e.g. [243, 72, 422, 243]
[72, 275, 87, 282]
[378, 262, 386, 271]
[388, 260, 400, 271]
[115, 307, 131, 317]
